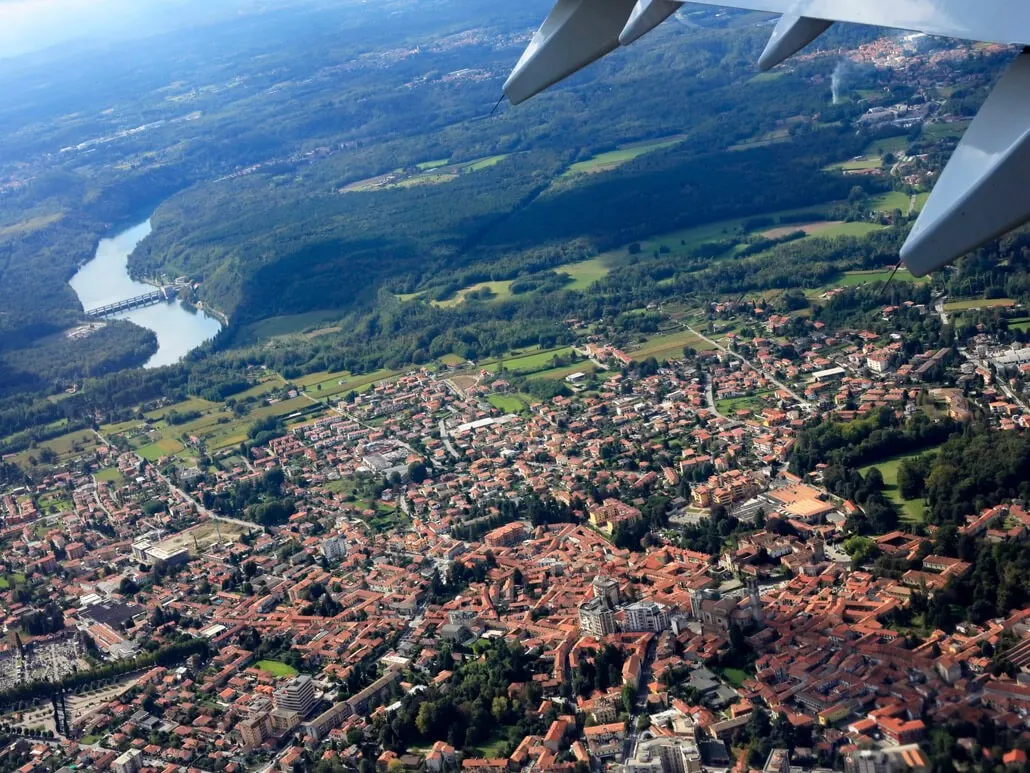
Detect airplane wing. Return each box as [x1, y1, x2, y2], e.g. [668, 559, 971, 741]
[504, 0, 1030, 276]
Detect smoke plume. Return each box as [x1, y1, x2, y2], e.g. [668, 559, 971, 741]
[831, 60, 846, 105]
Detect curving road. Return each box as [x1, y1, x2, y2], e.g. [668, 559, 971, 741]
[687, 325, 813, 413]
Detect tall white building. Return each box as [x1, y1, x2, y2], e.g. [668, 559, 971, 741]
[321, 536, 347, 562]
[579, 597, 616, 636]
[274, 674, 317, 717]
[592, 575, 620, 608]
[624, 601, 669, 633]
[112, 750, 143, 773]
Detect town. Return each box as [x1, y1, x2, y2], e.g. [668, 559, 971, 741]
[2, 282, 1030, 773]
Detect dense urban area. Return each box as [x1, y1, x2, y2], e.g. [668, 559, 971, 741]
[2, 2, 1030, 773]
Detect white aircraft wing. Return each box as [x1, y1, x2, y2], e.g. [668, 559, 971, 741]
[505, 0, 1030, 276]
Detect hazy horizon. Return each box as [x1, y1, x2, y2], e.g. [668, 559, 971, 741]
[0, 0, 309, 60]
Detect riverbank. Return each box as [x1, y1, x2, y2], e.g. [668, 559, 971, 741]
[68, 219, 223, 368]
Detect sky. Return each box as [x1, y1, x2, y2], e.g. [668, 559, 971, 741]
[0, 0, 270, 59]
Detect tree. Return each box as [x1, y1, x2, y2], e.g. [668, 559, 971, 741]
[416, 702, 437, 736]
[863, 466, 885, 492]
[897, 458, 927, 500]
[491, 696, 509, 723]
[843, 536, 879, 566]
[408, 461, 428, 484]
[622, 684, 635, 715]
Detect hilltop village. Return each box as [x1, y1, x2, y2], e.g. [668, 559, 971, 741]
[3, 291, 1030, 773]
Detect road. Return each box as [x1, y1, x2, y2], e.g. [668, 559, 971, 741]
[90, 429, 254, 532]
[934, 296, 950, 326]
[687, 325, 813, 412]
[622, 635, 658, 763]
[438, 419, 461, 459]
[703, 379, 741, 427]
[962, 348, 1029, 411]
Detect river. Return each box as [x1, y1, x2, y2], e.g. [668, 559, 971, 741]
[68, 219, 223, 369]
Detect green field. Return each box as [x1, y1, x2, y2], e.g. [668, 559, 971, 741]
[433, 279, 515, 308]
[439, 353, 466, 366]
[487, 393, 534, 413]
[248, 395, 318, 420]
[12, 428, 98, 469]
[640, 203, 840, 255]
[836, 268, 928, 288]
[870, 191, 911, 213]
[629, 330, 713, 361]
[94, 467, 124, 484]
[463, 154, 509, 171]
[563, 135, 686, 177]
[728, 127, 790, 151]
[922, 121, 970, 140]
[719, 667, 751, 688]
[1009, 317, 1030, 332]
[144, 398, 218, 421]
[859, 447, 943, 523]
[527, 362, 598, 381]
[826, 155, 882, 172]
[487, 347, 577, 375]
[943, 298, 1017, 312]
[344, 154, 512, 194]
[815, 222, 885, 238]
[240, 311, 344, 341]
[865, 136, 909, 156]
[255, 660, 299, 678]
[294, 367, 397, 398]
[556, 256, 612, 291]
[137, 438, 186, 461]
[716, 391, 772, 417]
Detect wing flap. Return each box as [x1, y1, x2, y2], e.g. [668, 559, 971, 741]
[902, 51, 1030, 275]
[681, 0, 1030, 47]
[503, 0, 639, 105]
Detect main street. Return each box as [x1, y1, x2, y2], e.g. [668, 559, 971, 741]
[687, 325, 813, 413]
[622, 635, 658, 763]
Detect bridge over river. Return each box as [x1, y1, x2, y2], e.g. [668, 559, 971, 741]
[85, 286, 178, 318]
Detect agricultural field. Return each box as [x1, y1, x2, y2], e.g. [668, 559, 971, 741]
[835, 268, 927, 288]
[293, 367, 398, 398]
[562, 135, 686, 177]
[486, 393, 535, 414]
[137, 437, 186, 461]
[94, 467, 124, 484]
[922, 121, 970, 140]
[728, 127, 790, 151]
[556, 256, 612, 291]
[527, 362, 598, 381]
[826, 155, 882, 172]
[943, 298, 1017, 312]
[717, 391, 773, 417]
[813, 222, 885, 238]
[870, 191, 911, 213]
[144, 398, 219, 421]
[11, 428, 99, 471]
[865, 136, 910, 156]
[248, 395, 318, 420]
[433, 280, 514, 308]
[486, 347, 577, 375]
[240, 311, 345, 342]
[628, 330, 713, 361]
[1009, 317, 1030, 332]
[641, 203, 839, 255]
[341, 154, 511, 193]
